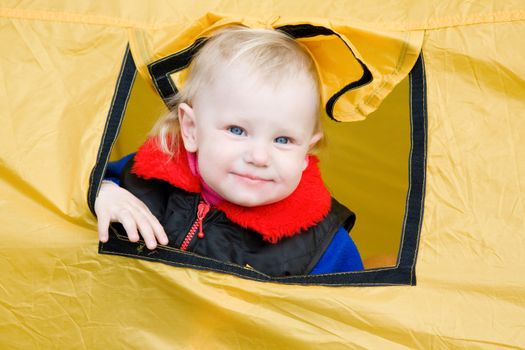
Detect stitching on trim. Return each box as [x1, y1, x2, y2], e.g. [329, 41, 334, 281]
[409, 54, 427, 284]
[88, 46, 135, 211]
[100, 248, 413, 287]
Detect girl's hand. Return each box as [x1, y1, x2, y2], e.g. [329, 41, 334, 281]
[95, 181, 168, 249]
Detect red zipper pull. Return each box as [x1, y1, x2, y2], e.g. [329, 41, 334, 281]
[179, 201, 211, 251]
[196, 202, 210, 239]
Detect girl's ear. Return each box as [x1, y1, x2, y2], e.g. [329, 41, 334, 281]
[302, 132, 323, 171]
[178, 103, 198, 152]
[309, 132, 323, 149]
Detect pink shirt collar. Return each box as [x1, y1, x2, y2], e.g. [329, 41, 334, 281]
[186, 151, 223, 206]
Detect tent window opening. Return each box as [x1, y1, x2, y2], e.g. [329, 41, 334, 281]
[89, 34, 426, 286]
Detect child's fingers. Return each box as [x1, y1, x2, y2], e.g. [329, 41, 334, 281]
[152, 221, 169, 245]
[97, 213, 110, 242]
[133, 210, 158, 250]
[141, 215, 167, 247]
[95, 183, 167, 249]
[138, 205, 168, 245]
[118, 209, 140, 243]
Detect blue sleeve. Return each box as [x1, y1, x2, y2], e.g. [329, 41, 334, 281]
[104, 153, 135, 185]
[309, 226, 364, 274]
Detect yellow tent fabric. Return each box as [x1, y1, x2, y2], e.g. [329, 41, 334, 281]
[1, 1, 525, 348]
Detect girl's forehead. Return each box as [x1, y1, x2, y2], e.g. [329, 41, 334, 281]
[195, 80, 318, 137]
[209, 61, 315, 93]
[191, 63, 319, 132]
[202, 76, 316, 114]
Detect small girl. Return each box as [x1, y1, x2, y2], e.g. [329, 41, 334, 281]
[96, 26, 363, 276]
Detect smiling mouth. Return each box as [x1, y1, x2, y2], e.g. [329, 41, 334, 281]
[232, 173, 273, 183]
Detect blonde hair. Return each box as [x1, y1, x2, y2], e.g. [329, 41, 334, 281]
[151, 26, 322, 155]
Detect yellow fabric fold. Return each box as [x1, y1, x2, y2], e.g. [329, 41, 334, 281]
[129, 14, 423, 121]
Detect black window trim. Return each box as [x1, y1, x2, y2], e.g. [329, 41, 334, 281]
[147, 24, 373, 121]
[91, 33, 426, 286]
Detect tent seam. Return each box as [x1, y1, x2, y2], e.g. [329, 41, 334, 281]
[1, 8, 524, 31]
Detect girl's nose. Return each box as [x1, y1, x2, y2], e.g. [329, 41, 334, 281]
[245, 142, 270, 167]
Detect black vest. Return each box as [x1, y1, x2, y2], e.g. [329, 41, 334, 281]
[106, 158, 355, 277]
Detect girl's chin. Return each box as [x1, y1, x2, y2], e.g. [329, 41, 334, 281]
[224, 193, 288, 207]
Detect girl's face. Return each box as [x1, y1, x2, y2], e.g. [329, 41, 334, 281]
[178, 65, 321, 207]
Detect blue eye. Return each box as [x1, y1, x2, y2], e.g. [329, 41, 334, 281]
[275, 136, 290, 144]
[228, 126, 245, 136]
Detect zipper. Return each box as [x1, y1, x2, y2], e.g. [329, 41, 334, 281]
[180, 201, 210, 251]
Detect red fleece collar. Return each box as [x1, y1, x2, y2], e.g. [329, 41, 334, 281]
[132, 138, 332, 243]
